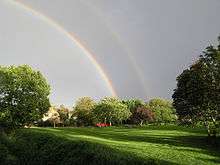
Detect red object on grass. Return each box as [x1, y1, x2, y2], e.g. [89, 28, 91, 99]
[96, 123, 111, 127]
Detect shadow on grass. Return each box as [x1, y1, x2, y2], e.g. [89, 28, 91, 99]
[37, 127, 220, 164]
[48, 127, 219, 148]
[0, 131, 177, 165]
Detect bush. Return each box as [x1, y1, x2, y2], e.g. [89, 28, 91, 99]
[0, 134, 17, 164]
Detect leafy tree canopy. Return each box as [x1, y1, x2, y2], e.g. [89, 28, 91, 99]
[57, 105, 70, 126]
[147, 98, 177, 123]
[73, 97, 96, 126]
[172, 37, 220, 136]
[93, 97, 131, 124]
[130, 106, 155, 125]
[122, 99, 145, 113]
[0, 65, 50, 130]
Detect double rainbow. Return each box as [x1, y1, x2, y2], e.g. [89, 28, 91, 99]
[8, 0, 117, 97]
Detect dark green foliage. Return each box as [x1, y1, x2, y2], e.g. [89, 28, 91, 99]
[122, 99, 145, 113]
[0, 65, 51, 130]
[0, 137, 10, 164]
[122, 99, 146, 124]
[173, 38, 220, 136]
[122, 99, 157, 125]
[37, 119, 53, 127]
[0, 133, 17, 164]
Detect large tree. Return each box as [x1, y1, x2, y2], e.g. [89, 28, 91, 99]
[122, 99, 153, 125]
[0, 65, 50, 130]
[73, 97, 96, 126]
[122, 99, 145, 113]
[93, 97, 131, 125]
[57, 105, 70, 126]
[172, 38, 220, 136]
[43, 106, 60, 128]
[130, 106, 155, 126]
[147, 98, 177, 124]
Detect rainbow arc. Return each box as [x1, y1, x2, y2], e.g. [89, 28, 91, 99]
[8, 0, 117, 97]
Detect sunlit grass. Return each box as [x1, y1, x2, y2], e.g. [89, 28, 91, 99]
[1, 125, 219, 164]
[28, 125, 220, 165]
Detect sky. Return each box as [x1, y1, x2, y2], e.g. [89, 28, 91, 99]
[0, 0, 220, 106]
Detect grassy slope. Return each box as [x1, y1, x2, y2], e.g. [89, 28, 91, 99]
[1, 125, 220, 165]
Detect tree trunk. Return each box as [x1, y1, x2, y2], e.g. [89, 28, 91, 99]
[53, 121, 56, 128]
[140, 120, 143, 126]
[211, 117, 217, 137]
[204, 121, 211, 137]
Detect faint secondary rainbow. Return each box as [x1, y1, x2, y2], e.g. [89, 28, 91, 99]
[82, 1, 149, 98]
[8, 0, 117, 97]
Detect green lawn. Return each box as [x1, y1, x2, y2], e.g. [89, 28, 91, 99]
[1, 125, 220, 165]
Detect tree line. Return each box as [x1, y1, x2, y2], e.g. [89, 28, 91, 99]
[39, 97, 177, 128]
[0, 36, 220, 137]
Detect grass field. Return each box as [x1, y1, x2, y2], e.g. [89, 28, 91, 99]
[1, 125, 220, 165]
